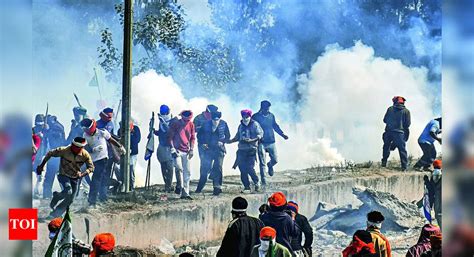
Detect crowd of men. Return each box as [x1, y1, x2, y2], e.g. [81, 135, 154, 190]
[33, 95, 445, 256]
[32, 99, 290, 211]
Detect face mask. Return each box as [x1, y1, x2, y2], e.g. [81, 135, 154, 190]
[242, 117, 251, 125]
[160, 114, 171, 122]
[259, 239, 275, 252]
[70, 145, 82, 155]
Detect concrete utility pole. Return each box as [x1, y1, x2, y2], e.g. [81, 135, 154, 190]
[120, 0, 133, 192]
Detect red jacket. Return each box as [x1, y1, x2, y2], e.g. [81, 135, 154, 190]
[168, 119, 195, 153]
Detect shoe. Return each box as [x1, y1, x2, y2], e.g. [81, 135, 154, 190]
[180, 195, 193, 200]
[241, 188, 252, 194]
[381, 161, 387, 168]
[50, 192, 60, 210]
[195, 189, 202, 194]
[213, 188, 222, 196]
[401, 168, 408, 172]
[254, 185, 260, 192]
[175, 187, 182, 195]
[267, 162, 274, 176]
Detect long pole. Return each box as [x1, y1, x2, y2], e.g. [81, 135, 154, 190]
[120, 0, 133, 193]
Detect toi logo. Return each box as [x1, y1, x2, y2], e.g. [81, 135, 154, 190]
[9, 209, 38, 240]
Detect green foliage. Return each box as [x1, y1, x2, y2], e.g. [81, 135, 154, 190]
[97, 1, 239, 94]
[97, 28, 122, 81]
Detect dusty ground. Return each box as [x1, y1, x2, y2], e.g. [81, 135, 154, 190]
[34, 160, 426, 256]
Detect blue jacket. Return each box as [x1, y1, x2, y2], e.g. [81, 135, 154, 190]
[252, 111, 285, 144]
[200, 120, 231, 153]
[130, 126, 141, 155]
[260, 210, 300, 253]
[118, 125, 141, 155]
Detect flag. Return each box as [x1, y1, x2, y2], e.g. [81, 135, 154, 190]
[89, 69, 99, 88]
[423, 185, 432, 223]
[45, 209, 73, 257]
[144, 112, 155, 161]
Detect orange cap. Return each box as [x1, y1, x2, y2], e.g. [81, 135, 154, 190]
[260, 226, 277, 239]
[91, 233, 115, 257]
[433, 159, 442, 169]
[268, 192, 287, 207]
[48, 218, 63, 232]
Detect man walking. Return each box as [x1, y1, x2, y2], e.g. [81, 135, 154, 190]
[169, 110, 195, 200]
[195, 111, 231, 195]
[81, 118, 124, 206]
[36, 137, 94, 218]
[381, 96, 411, 171]
[194, 105, 219, 179]
[252, 100, 288, 186]
[42, 115, 66, 199]
[414, 118, 442, 170]
[155, 105, 177, 193]
[229, 109, 263, 193]
[217, 196, 264, 257]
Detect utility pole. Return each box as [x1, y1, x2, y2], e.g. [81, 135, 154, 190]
[120, 0, 133, 193]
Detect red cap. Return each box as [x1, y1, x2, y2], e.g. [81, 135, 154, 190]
[433, 159, 442, 169]
[268, 192, 287, 207]
[392, 96, 406, 104]
[48, 218, 63, 232]
[91, 233, 115, 257]
[260, 226, 277, 239]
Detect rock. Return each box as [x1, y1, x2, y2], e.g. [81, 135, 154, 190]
[352, 186, 424, 230]
[158, 238, 176, 254]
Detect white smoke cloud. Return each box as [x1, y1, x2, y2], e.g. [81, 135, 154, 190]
[297, 41, 435, 162]
[130, 42, 437, 186]
[131, 70, 343, 186]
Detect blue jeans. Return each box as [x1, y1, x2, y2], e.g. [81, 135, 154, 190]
[43, 157, 60, 198]
[88, 158, 108, 204]
[258, 142, 278, 185]
[196, 148, 225, 191]
[415, 142, 437, 168]
[237, 149, 259, 189]
[382, 131, 408, 169]
[50, 174, 79, 217]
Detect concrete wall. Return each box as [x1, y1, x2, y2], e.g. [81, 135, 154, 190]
[33, 172, 426, 255]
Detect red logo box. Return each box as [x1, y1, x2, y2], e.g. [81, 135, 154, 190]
[9, 209, 38, 240]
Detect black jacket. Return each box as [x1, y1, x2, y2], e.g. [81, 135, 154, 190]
[217, 214, 264, 257]
[383, 103, 411, 133]
[260, 211, 300, 253]
[290, 213, 313, 251]
[200, 120, 231, 153]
